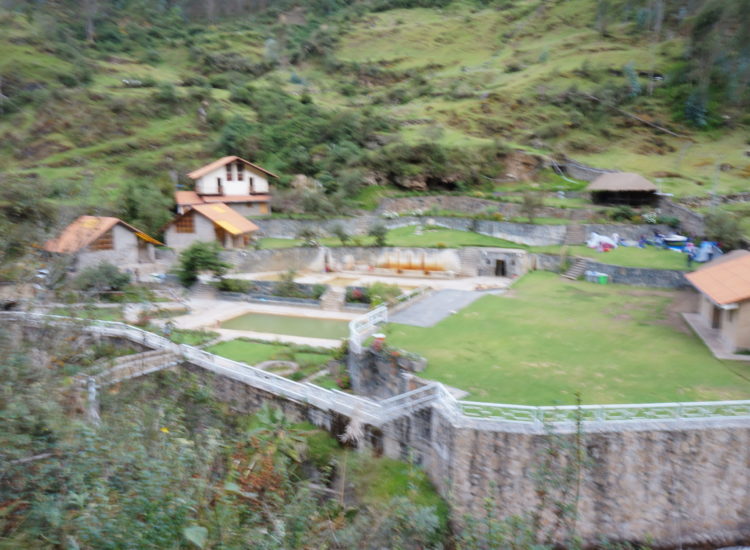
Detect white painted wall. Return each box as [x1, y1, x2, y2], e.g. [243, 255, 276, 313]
[195, 162, 269, 195]
[164, 212, 217, 251]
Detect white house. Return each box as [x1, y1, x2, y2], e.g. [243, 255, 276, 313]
[43, 216, 162, 271]
[176, 156, 277, 217]
[164, 202, 259, 251]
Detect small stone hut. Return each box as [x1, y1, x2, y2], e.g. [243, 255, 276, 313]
[685, 250, 750, 353]
[587, 172, 658, 206]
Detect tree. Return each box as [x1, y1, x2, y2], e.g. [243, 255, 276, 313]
[120, 180, 173, 236]
[369, 223, 388, 247]
[520, 191, 544, 224]
[331, 224, 351, 246]
[296, 227, 320, 247]
[704, 210, 745, 250]
[216, 115, 255, 156]
[74, 262, 131, 293]
[175, 241, 230, 287]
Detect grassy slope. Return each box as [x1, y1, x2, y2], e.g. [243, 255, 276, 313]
[386, 271, 750, 405]
[326, 1, 749, 196]
[1, 0, 747, 219]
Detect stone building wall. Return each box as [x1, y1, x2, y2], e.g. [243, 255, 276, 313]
[225, 246, 530, 278]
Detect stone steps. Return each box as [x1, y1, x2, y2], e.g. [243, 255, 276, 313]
[564, 224, 587, 245]
[561, 257, 588, 280]
[320, 286, 346, 311]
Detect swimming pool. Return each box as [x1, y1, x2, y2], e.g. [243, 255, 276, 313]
[220, 313, 349, 339]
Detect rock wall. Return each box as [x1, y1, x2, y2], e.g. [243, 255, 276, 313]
[659, 198, 706, 236]
[412, 409, 750, 547]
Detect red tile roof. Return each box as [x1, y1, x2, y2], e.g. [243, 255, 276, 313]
[44, 216, 162, 253]
[187, 156, 278, 179]
[686, 253, 750, 305]
[175, 191, 204, 206]
[190, 203, 260, 236]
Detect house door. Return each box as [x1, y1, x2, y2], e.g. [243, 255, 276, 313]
[712, 306, 722, 329]
[494, 259, 507, 277]
[214, 225, 227, 247]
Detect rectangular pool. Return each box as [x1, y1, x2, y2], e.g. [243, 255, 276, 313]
[220, 313, 349, 339]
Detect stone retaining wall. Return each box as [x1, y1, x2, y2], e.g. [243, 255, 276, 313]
[253, 215, 671, 247]
[378, 195, 596, 221]
[533, 253, 689, 288]
[414, 408, 750, 548]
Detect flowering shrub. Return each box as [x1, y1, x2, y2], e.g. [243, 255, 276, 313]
[642, 211, 658, 224]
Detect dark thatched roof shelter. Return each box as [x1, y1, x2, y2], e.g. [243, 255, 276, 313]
[587, 172, 658, 206]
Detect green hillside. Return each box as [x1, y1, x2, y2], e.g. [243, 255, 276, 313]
[0, 0, 748, 245]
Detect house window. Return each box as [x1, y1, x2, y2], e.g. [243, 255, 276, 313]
[90, 229, 114, 251]
[249, 176, 254, 192]
[237, 163, 244, 181]
[175, 213, 195, 233]
[226, 164, 233, 181]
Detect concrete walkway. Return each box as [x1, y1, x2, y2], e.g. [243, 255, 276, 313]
[683, 313, 750, 361]
[390, 289, 486, 327]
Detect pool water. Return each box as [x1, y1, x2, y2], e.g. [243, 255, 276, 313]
[221, 313, 349, 339]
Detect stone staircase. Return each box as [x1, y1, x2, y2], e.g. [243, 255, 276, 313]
[564, 224, 587, 245]
[561, 257, 588, 280]
[95, 349, 182, 386]
[320, 287, 346, 311]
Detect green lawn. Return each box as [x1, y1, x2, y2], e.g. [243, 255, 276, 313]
[532, 245, 691, 271]
[386, 272, 750, 406]
[50, 306, 123, 322]
[169, 329, 218, 346]
[206, 338, 335, 368]
[258, 226, 525, 250]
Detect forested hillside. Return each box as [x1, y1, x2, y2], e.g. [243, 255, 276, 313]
[0, 0, 748, 246]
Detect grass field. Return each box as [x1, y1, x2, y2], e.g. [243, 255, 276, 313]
[386, 272, 750, 405]
[206, 339, 336, 367]
[532, 244, 691, 271]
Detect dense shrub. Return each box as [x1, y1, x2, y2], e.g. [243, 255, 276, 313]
[217, 278, 254, 293]
[74, 262, 132, 293]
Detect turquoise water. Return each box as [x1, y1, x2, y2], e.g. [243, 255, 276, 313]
[221, 313, 349, 339]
